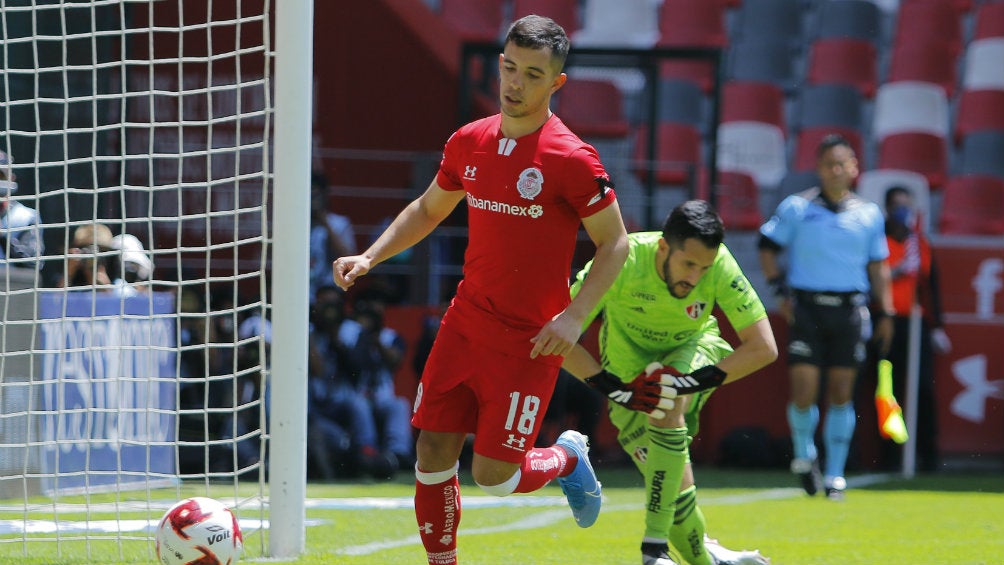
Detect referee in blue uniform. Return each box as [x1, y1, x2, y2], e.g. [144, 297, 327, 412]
[758, 134, 894, 501]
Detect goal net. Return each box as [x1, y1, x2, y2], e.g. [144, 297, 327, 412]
[0, 0, 290, 561]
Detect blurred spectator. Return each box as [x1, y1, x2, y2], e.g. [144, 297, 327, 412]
[879, 185, 951, 472]
[337, 297, 415, 473]
[59, 222, 114, 288]
[0, 149, 44, 270]
[109, 233, 154, 296]
[309, 171, 356, 301]
[307, 285, 396, 479]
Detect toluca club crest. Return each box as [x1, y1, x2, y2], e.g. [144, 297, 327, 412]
[516, 167, 543, 200]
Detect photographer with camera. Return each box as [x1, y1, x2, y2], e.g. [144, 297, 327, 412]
[0, 149, 44, 270]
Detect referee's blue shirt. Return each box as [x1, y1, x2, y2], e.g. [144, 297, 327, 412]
[760, 188, 888, 293]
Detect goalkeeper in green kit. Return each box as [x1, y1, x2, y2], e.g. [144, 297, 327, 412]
[564, 201, 777, 565]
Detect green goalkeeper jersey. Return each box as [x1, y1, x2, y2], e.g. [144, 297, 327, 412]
[570, 231, 767, 380]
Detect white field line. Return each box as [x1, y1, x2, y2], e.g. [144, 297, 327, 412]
[335, 474, 892, 557]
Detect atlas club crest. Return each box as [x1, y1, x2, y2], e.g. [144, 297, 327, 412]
[517, 167, 543, 200]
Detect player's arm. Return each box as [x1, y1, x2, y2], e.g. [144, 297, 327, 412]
[333, 180, 464, 290]
[715, 317, 778, 384]
[530, 201, 628, 358]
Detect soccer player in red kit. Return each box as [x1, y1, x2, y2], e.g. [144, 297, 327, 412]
[333, 15, 630, 565]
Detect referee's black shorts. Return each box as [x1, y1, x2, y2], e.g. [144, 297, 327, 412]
[787, 290, 870, 368]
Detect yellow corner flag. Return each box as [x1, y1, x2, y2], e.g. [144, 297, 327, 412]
[876, 359, 909, 444]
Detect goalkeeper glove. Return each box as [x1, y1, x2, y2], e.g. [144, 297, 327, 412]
[585, 369, 677, 418]
[643, 363, 727, 395]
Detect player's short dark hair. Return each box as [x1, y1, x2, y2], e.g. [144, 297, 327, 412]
[816, 133, 855, 159]
[504, 15, 570, 72]
[884, 185, 912, 209]
[662, 200, 724, 249]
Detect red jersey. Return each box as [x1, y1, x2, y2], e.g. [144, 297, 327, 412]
[435, 114, 616, 362]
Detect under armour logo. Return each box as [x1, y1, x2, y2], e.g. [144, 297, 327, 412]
[506, 434, 526, 449]
[951, 354, 1004, 422]
[419, 522, 433, 535]
[464, 165, 477, 180]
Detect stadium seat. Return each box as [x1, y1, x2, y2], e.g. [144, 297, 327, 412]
[893, 0, 963, 56]
[727, 39, 799, 92]
[555, 78, 630, 139]
[887, 40, 959, 97]
[795, 84, 865, 132]
[962, 38, 1004, 92]
[440, 0, 505, 42]
[572, 0, 660, 47]
[938, 175, 1004, 235]
[657, 79, 706, 129]
[954, 90, 1004, 145]
[714, 171, 764, 230]
[658, 0, 728, 48]
[805, 37, 878, 98]
[717, 121, 788, 188]
[973, 1, 1004, 41]
[814, 0, 882, 42]
[793, 127, 865, 172]
[872, 81, 950, 141]
[659, 59, 717, 95]
[633, 123, 703, 185]
[876, 132, 948, 189]
[957, 131, 1004, 180]
[721, 81, 786, 130]
[733, 0, 803, 49]
[512, 0, 580, 34]
[856, 168, 932, 231]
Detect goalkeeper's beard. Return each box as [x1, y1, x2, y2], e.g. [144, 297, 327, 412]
[662, 257, 694, 299]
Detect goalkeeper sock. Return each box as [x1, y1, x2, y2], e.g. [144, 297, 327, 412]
[643, 426, 688, 540]
[787, 402, 819, 461]
[669, 486, 712, 565]
[513, 446, 571, 493]
[415, 463, 461, 565]
[823, 402, 856, 479]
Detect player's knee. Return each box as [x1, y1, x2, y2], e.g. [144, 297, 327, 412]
[475, 470, 520, 497]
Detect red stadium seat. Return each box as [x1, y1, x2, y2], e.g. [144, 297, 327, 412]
[658, 0, 728, 47]
[633, 123, 703, 185]
[555, 78, 630, 138]
[887, 41, 959, 97]
[440, 0, 505, 42]
[806, 38, 878, 98]
[877, 132, 948, 189]
[721, 81, 785, 129]
[954, 90, 1004, 144]
[659, 59, 717, 94]
[973, 0, 1004, 40]
[714, 171, 763, 230]
[893, 1, 963, 56]
[512, 0, 580, 35]
[938, 175, 1004, 235]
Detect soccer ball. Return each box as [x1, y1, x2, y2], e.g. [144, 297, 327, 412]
[156, 496, 243, 565]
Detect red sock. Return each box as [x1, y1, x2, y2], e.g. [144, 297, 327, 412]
[514, 446, 575, 493]
[415, 466, 461, 565]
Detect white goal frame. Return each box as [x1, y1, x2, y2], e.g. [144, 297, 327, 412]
[0, 0, 311, 560]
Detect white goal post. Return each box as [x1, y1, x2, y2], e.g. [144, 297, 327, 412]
[0, 0, 310, 561]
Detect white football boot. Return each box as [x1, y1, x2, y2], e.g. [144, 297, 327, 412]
[704, 535, 771, 565]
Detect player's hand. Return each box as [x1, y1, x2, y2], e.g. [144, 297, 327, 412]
[332, 255, 371, 291]
[585, 370, 677, 418]
[529, 310, 581, 359]
[643, 362, 727, 396]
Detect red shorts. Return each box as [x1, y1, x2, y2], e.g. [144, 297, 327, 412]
[411, 323, 561, 463]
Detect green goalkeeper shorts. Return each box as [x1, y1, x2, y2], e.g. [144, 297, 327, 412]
[608, 332, 733, 467]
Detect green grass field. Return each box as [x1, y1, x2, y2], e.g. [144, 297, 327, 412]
[1, 467, 1001, 564]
